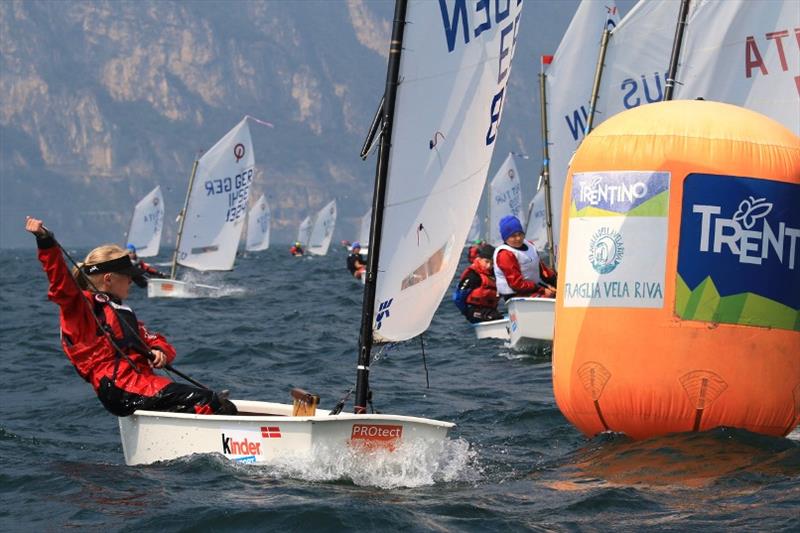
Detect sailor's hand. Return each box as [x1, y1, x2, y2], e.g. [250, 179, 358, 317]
[25, 217, 47, 237]
[150, 349, 167, 369]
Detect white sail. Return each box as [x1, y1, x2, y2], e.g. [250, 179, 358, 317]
[245, 194, 270, 251]
[297, 215, 312, 246]
[546, 0, 620, 259]
[372, 0, 524, 342]
[466, 214, 481, 244]
[488, 153, 523, 245]
[594, 0, 676, 126]
[525, 187, 548, 251]
[308, 200, 337, 256]
[359, 209, 371, 245]
[177, 117, 255, 271]
[675, 0, 800, 135]
[127, 185, 164, 258]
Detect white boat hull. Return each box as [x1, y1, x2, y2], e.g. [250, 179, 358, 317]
[118, 399, 454, 466]
[147, 278, 221, 298]
[506, 297, 555, 351]
[472, 318, 510, 340]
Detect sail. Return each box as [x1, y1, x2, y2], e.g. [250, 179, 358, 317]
[372, 0, 524, 342]
[488, 153, 523, 245]
[525, 187, 548, 251]
[177, 117, 255, 271]
[359, 209, 371, 245]
[675, 0, 799, 135]
[594, 0, 676, 126]
[308, 200, 337, 256]
[127, 185, 164, 258]
[466, 214, 481, 244]
[546, 0, 620, 259]
[297, 215, 312, 246]
[245, 194, 270, 251]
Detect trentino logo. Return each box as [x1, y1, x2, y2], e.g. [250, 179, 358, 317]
[580, 175, 649, 207]
[589, 227, 624, 274]
[693, 196, 799, 269]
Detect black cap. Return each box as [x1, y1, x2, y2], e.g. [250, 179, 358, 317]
[477, 244, 495, 260]
[82, 255, 146, 279]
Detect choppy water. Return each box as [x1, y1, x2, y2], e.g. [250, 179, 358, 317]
[1, 246, 798, 531]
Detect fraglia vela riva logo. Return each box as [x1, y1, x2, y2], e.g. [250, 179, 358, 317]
[589, 227, 624, 274]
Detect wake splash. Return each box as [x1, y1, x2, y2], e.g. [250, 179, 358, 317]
[234, 437, 480, 489]
[177, 272, 247, 298]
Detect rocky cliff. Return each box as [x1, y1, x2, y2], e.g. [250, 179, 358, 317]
[0, 0, 579, 248]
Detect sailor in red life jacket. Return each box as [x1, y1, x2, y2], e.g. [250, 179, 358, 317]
[453, 244, 504, 323]
[465, 239, 485, 264]
[126, 244, 167, 285]
[26, 216, 237, 417]
[493, 215, 557, 300]
[290, 242, 304, 256]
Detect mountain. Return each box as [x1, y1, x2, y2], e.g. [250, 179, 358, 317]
[0, 0, 592, 248]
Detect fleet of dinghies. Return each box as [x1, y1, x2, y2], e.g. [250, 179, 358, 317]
[112, 0, 799, 465]
[118, 0, 525, 466]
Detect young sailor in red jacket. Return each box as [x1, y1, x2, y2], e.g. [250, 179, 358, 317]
[493, 215, 557, 301]
[453, 244, 504, 323]
[26, 216, 236, 417]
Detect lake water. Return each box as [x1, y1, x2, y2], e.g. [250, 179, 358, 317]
[1, 246, 797, 531]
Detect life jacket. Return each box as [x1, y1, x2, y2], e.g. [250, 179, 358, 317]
[493, 239, 542, 295]
[59, 291, 168, 395]
[460, 263, 499, 308]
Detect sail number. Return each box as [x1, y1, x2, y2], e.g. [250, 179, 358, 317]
[203, 168, 254, 223]
[437, 0, 522, 146]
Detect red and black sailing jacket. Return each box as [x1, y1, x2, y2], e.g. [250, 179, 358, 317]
[37, 240, 176, 397]
[460, 261, 499, 308]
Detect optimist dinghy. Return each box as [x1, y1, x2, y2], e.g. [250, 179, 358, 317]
[119, 0, 525, 466]
[149, 117, 255, 298]
[507, 297, 555, 351]
[472, 317, 510, 341]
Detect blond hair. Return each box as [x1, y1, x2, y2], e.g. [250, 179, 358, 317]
[72, 244, 129, 290]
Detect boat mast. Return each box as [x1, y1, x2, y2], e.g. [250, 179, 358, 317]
[537, 60, 556, 268]
[355, 0, 408, 414]
[170, 159, 199, 280]
[664, 0, 691, 101]
[585, 28, 611, 135]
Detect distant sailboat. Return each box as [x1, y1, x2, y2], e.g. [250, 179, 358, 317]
[488, 153, 523, 246]
[296, 215, 312, 250]
[148, 117, 255, 298]
[356, 208, 371, 256]
[118, 0, 524, 466]
[126, 185, 164, 258]
[245, 194, 270, 252]
[307, 199, 337, 256]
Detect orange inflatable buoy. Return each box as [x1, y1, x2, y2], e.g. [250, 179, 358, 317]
[553, 100, 800, 439]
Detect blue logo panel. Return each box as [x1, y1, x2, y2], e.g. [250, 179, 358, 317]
[677, 173, 799, 328]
